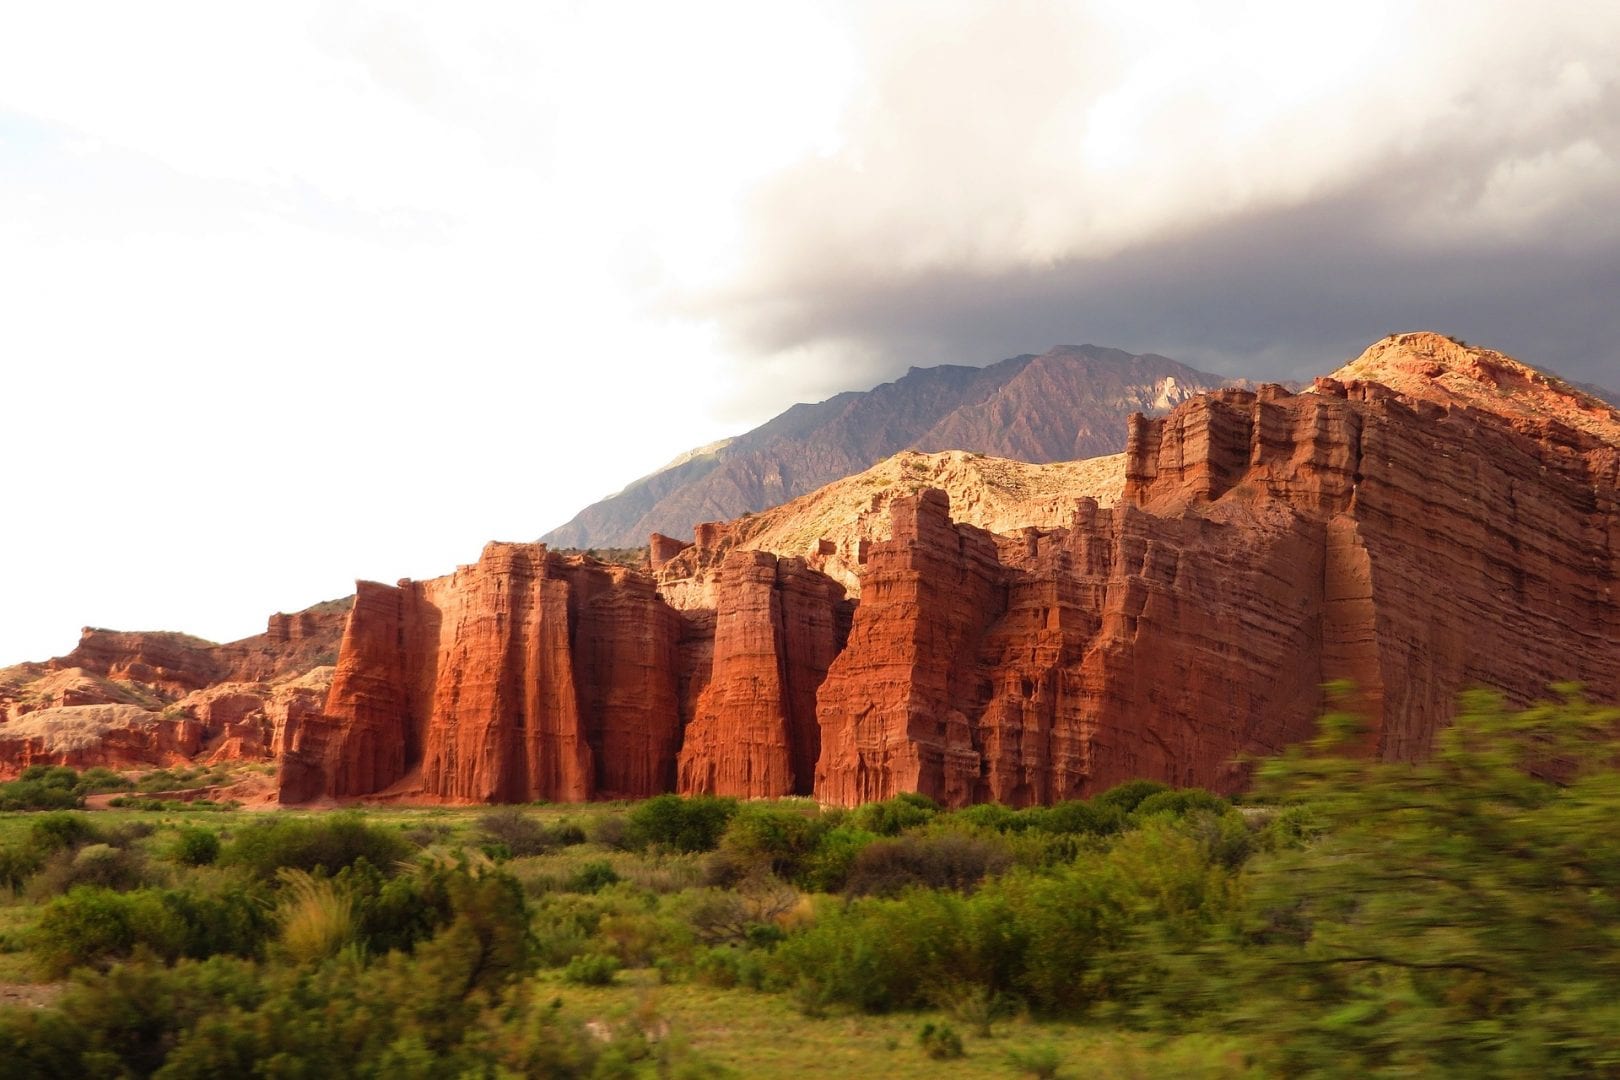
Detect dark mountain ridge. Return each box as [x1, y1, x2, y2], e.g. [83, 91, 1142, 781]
[543, 345, 1224, 548]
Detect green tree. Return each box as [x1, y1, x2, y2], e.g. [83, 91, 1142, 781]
[1218, 688, 1620, 1077]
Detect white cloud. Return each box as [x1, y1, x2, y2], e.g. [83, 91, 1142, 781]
[1, 1, 1616, 663]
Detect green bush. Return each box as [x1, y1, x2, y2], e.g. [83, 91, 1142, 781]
[28, 843, 148, 897]
[0, 767, 84, 811]
[566, 860, 621, 894]
[477, 807, 553, 857]
[844, 833, 1011, 897]
[28, 813, 99, 855]
[625, 794, 738, 853]
[798, 824, 878, 892]
[74, 767, 133, 795]
[1032, 799, 1123, 836]
[849, 792, 938, 836]
[1130, 788, 1229, 820]
[1007, 1043, 1063, 1078]
[31, 884, 273, 977]
[0, 846, 44, 892]
[222, 812, 413, 880]
[562, 951, 621, 986]
[918, 1022, 964, 1060]
[716, 804, 830, 882]
[1090, 780, 1169, 815]
[171, 827, 220, 867]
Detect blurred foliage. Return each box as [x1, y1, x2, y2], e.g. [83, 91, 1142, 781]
[3, 690, 1619, 1077]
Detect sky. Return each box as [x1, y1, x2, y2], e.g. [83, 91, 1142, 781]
[2, 1, 1617, 663]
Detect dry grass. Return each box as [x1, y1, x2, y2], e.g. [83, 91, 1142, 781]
[543, 970, 1261, 1079]
[275, 867, 355, 963]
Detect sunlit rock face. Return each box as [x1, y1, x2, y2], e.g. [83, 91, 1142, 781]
[273, 333, 1620, 806]
[0, 605, 346, 779]
[814, 364, 1620, 805]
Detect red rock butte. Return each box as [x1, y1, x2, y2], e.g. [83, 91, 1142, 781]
[5, 334, 1617, 805]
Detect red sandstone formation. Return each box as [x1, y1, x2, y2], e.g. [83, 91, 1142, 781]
[283, 542, 852, 804]
[0, 602, 347, 778]
[282, 544, 685, 803]
[813, 361, 1620, 805]
[281, 335, 1619, 808]
[676, 550, 851, 798]
[11, 333, 1610, 807]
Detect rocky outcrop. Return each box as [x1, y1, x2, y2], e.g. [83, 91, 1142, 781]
[12, 333, 1611, 807]
[676, 550, 851, 798]
[285, 336, 1619, 808]
[0, 601, 348, 778]
[0, 704, 204, 773]
[652, 449, 1126, 600]
[283, 544, 687, 803]
[283, 542, 854, 804]
[812, 364, 1620, 805]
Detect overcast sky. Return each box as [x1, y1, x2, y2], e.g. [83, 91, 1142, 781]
[3, 1, 1616, 663]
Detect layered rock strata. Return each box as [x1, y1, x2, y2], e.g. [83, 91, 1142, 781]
[676, 550, 852, 798]
[813, 375, 1619, 804]
[281, 543, 851, 804]
[283, 345, 1620, 807]
[0, 603, 347, 777]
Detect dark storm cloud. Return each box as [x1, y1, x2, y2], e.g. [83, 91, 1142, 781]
[684, 3, 1620, 413]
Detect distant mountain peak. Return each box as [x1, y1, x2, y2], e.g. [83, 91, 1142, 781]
[541, 346, 1225, 550]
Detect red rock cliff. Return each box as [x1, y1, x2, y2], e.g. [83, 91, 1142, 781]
[281, 543, 685, 803]
[281, 336, 1618, 807]
[676, 549, 851, 799]
[813, 376, 1620, 806]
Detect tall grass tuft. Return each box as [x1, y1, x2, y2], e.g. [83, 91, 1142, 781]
[275, 868, 355, 964]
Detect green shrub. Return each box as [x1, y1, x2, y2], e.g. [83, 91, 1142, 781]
[1033, 799, 1123, 836]
[1007, 1043, 1063, 1078]
[171, 827, 221, 867]
[625, 794, 738, 853]
[799, 824, 877, 893]
[844, 833, 1011, 897]
[28, 843, 148, 898]
[31, 884, 273, 976]
[74, 767, 133, 795]
[918, 1022, 964, 1060]
[28, 813, 99, 855]
[1130, 788, 1229, 820]
[849, 793, 938, 836]
[562, 951, 620, 986]
[566, 860, 621, 894]
[1090, 780, 1169, 815]
[478, 807, 553, 857]
[0, 845, 43, 892]
[717, 804, 830, 882]
[223, 812, 413, 880]
[0, 767, 84, 811]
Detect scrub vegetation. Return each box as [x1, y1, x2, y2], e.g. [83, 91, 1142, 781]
[0, 689, 1616, 1077]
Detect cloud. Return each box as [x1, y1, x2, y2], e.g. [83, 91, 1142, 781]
[680, 0, 1620, 408]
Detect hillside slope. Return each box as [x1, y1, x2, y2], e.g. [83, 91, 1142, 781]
[542, 345, 1221, 548]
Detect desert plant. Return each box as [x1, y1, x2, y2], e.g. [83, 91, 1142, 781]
[274, 868, 355, 964]
[1007, 1043, 1063, 1078]
[918, 1022, 965, 1060]
[1090, 779, 1169, 815]
[170, 827, 220, 867]
[562, 951, 620, 986]
[625, 794, 738, 853]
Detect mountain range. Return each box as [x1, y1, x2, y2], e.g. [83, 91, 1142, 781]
[541, 345, 1224, 549]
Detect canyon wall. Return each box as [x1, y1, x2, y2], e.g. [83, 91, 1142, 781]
[280, 543, 851, 804]
[812, 379, 1618, 805]
[280, 366, 1620, 807]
